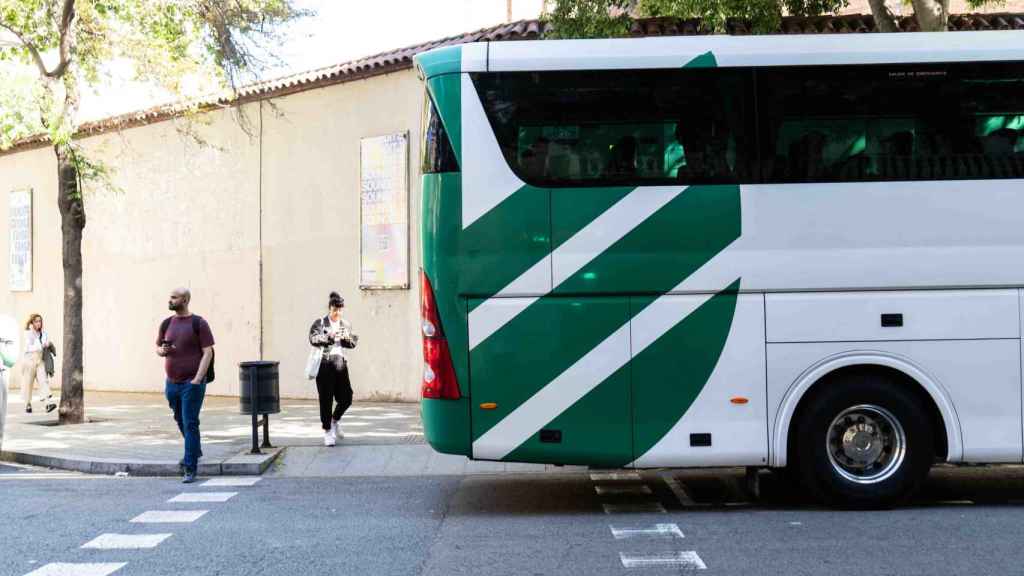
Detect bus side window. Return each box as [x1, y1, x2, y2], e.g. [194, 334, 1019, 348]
[421, 93, 460, 174]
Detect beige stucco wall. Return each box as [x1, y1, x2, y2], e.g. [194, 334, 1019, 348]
[260, 69, 423, 401]
[1, 68, 424, 402]
[78, 106, 262, 397]
[0, 146, 65, 390]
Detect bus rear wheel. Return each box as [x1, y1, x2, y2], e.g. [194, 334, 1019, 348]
[794, 372, 934, 508]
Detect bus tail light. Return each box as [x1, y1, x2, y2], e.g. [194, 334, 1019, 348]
[421, 270, 460, 400]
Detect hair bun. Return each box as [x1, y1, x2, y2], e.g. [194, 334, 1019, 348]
[329, 291, 340, 299]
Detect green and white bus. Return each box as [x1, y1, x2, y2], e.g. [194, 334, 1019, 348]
[415, 31, 1024, 506]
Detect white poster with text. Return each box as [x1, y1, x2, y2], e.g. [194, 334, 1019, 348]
[9, 189, 32, 292]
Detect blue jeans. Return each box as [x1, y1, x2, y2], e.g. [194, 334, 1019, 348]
[165, 379, 206, 473]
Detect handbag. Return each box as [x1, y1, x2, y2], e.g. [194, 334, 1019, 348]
[304, 346, 323, 380]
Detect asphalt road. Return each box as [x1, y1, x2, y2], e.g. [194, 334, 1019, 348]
[5, 462, 1024, 576]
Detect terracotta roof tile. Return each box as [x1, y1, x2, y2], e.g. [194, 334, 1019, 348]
[4, 14, 1023, 154]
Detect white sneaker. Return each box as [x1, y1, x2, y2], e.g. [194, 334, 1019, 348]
[332, 420, 344, 440]
[323, 428, 336, 447]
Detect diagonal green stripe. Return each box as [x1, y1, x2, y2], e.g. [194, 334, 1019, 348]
[463, 186, 633, 312]
[502, 280, 741, 466]
[554, 184, 740, 296]
[504, 362, 633, 467]
[470, 296, 629, 443]
[631, 280, 741, 458]
[471, 184, 741, 442]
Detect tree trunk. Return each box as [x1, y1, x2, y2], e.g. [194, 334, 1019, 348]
[911, 0, 949, 31]
[55, 147, 85, 424]
[868, 0, 900, 32]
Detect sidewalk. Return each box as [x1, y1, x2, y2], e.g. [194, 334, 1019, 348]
[1, 391, 581, 478]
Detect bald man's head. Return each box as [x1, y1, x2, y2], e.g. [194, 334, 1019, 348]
[168, 287, 191, 313]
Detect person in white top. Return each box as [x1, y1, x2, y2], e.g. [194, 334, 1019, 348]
[307, 292, 358, 446]
[0, 337, 15, 450]
[18, 314, 56, 414]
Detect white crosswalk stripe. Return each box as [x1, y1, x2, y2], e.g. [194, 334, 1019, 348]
[130, 510, 208, 523]
[23, 563, 127, 576]
[610, 523, 684, 540]
[168, 492, 237, 503]
[201, 477, 261, 487]
[619, 551, 707, 569]
[82, 534, 172, 549]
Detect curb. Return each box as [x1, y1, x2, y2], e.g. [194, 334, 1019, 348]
[0, 447, 283, 477]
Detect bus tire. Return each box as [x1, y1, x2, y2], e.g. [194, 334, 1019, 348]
[794, 371, 933, 508]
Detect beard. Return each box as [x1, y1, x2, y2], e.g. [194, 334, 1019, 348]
[168, 302, 182, 312]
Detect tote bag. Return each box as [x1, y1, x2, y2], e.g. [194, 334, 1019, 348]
[304, 346, 323, 380]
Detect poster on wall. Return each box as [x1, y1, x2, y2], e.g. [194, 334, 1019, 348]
[359, 132, 409, 290]
[9, 188, 32, 292]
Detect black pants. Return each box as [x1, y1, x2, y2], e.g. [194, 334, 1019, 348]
[315, 361, 353, 430]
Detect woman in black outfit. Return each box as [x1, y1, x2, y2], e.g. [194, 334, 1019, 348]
[308, 292, 358, 446]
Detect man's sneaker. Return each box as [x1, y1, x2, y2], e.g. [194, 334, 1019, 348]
[25, 404, 31, 413]
[323, 428, 336, 447]
[334, 421, 344, 440]
[182, 470, 197, 484]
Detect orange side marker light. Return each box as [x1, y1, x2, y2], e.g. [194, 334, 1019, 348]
[730, 397, 749, 405]
[480, 402, 498, 410]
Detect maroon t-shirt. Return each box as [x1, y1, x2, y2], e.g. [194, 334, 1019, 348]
[157, 315, 215, 382]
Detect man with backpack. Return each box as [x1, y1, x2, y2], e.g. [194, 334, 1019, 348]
[156, 287, 215, 484]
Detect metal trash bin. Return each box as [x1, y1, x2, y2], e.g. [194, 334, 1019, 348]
[239, 360, 280, 453]
[239, 361, 280, 415]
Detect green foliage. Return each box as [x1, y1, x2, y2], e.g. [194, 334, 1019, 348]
[545, 0, 852, 36]
[543, 0, 633, 38]
[0, 0, 309, 165]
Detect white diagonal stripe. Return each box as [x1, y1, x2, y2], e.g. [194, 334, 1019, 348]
[602, 502, 666, 514]
[619, 551, 706, 569]
[468, 186, 687, 350]
[23, 563, 127, 576]
[130, 510, 208, 523]
[610, 523, 684, 540]
[202, 477, 261, 487]
[82, 533, 172, 549]
[551, 186, 685, 286]
[471, 250, 735, 461]
[595, 484, 652, 495]
[168, 492, 237, 503]
[461, 73, 525, 229]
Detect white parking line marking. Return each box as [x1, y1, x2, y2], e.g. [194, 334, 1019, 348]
[130, 510, 208, 523]
[23, 563, 127, 576]
[168, 492, 237, 503]
[82, 534, 173, 549]
[602, 502, 666, 514]
[619, 551, 707, 569]
[660, 472, 697, 507]
[610, 523, 684, 540]
[201, 477, 261, 487]
[595, 484, 652, 496]
[590, 472, 641, 482]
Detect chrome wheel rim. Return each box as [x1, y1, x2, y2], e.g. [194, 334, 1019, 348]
[826, 404, 906, 485]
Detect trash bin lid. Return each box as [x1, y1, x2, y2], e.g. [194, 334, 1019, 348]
[239, 360, 280, 368]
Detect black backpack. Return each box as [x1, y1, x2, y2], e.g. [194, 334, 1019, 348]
[159, 315, 215, 383]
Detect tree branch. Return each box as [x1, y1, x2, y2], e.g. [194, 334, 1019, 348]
[0, 22, 52, 77]
[911, 0, 948, 31]
[867, 0, 900, 31]
[49, 0, 77, 78]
